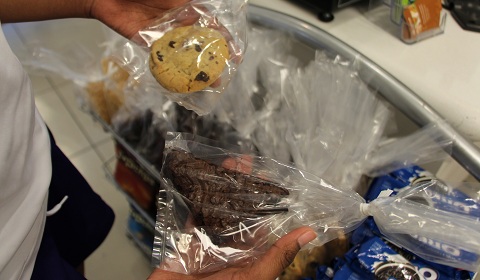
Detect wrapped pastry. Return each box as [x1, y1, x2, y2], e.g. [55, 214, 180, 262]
[163, 148, 289, 243]
[152, 133, 480, 275]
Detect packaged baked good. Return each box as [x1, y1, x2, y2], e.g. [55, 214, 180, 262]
[111, 0, 249, 116]
[85, 58, 128, 124]
[151, 133, 480, 275]
[153, 133, 361, 274]
[149, 25, 230, 94]
[111, 104, 254, 219]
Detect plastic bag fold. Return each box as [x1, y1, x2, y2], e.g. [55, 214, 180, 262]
[152, 133, 480, 274]
[367, 178, 480, 271]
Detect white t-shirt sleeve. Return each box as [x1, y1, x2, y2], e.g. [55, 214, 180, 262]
[0, 23, 52, 279]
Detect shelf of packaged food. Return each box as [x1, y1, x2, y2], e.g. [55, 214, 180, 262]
[104, 155, 157, 259]
[103, 156, 157, 228]
[87, 107, 163, 181]
[125, 203, 155, 258]
[125, 227, 153, 258]
[85, 106, 171, 252]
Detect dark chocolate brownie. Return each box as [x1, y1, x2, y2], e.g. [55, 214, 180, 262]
[162, 149, 289, 238]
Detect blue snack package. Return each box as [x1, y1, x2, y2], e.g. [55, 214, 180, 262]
[398, 233, 479, 275]
[348, 166, 477, 279]
[366, 165, 432, 203]
[308, 265, 334, 280]
[350, 217, 378, 245]
[350, 217, 476, 279]
[332, 263, 362, 280]
[346, 235, 474, 280]
[354, 236, 418, 279]
[389, 165, 431, 184]
[411, 178, 480, 217]
[409, 252, 475, 280]
[366, 165, 480, 266]
[350, 217, 478, 277]
[365, 175, 406, 202]
[127, 205, 154, 256]
[332, 257, 347, 272]
[342, 243, 375, 279]
[397, 178, 480, 270]
[429, 187, 480, 216]
[351, 218, 477, 278]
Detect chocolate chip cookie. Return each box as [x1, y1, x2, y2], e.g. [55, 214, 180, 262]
[149, 25, 229, 94]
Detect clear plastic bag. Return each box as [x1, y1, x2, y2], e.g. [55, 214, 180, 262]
[110, 89, 256, 169]
[211, 30, 453, 189]
[152, 132, 364, 274]
[361, 121, 454, 177]
[152, 133, 480, 274]
[211, 27, 297, 164]
[22, 26, 134, 124]
[281, 53, 391, 188]
[213, 32, 392, 188]
[366, 177, 480, 271]
[110, 0, 248, 116]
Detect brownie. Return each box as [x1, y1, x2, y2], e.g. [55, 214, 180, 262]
[162, 149, 289, 240]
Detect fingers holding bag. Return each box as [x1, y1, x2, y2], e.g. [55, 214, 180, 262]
[115, 0, 249, 115]
[148, 226, 317, 280]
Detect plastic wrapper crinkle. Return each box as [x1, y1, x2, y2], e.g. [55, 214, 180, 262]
[109, 0, 248, 116]
[20, 27, 139, 125]
[210, 27, 452, 188]
[152, 133, 480, 275]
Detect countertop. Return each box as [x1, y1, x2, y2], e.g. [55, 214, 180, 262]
[249, 0, 480, 143]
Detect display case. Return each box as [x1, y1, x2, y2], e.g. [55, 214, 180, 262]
[85, 4, 480, 279]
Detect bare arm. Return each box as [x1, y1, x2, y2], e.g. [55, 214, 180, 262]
[0, 0, 92, 23]
[0, 0, 190, 39]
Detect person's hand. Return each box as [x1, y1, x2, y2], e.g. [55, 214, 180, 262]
[147, 226, 317, 280]
[88, 0, 243, 80]
[87, 0, 192, 39]
[0, 0, 189, 36]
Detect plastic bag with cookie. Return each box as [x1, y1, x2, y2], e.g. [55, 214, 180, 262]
[110, 0, 248, 116]
[151, 132, 480, 275]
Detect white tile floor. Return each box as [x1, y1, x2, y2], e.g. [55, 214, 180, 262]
[3, 20, 154, 279]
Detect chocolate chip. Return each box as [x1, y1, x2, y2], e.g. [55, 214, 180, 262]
[169, 41, 176, 48]
[209, 56, 214, 60]
[156, 51, 163, 62]
[194, 71, 209, 82]
[195, 44, 202, 52]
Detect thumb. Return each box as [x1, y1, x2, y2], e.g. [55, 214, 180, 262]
[248, 227, 317, 279]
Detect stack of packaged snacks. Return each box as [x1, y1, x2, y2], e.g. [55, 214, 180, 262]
[303, 165, 477, 280]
